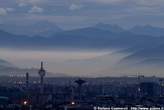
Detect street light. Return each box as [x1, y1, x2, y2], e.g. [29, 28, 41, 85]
[23, 101, 28, 105]
[71, 101, 75, 105]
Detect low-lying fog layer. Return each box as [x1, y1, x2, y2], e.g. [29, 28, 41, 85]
[1, 48, 164, 77]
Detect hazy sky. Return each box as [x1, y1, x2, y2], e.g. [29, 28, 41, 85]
[1, 0, 164, 29]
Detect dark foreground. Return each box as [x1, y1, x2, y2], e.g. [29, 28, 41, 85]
[0, 75, 164, 110]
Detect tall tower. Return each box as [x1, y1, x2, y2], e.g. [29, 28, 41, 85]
[38, 61, 46, 93]
[26, 72, 29, 89]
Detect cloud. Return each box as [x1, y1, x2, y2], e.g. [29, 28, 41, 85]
[135, 0, 164, 6]
[28, 6, 43, 13]
[0, 8, 8, 16]
[0, 7, 15, 16]
[69, 4, 83, 10]
[1, 0, 164, 29]
[83, 0, 127, 4]
[6, 8, 14, 12]
[82, 0, 164, 8]
[17, 0, 42, 7]
[18, 2, 27, 7]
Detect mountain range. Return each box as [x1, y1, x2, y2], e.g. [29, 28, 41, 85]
[0, 21, 63, 37]
[1, 23, 164, 74]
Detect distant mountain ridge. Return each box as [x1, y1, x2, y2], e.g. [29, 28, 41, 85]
[2, 22, 164, 37]
[1, 23, 164, 65]
[0, 23, 163, 49]
[0, 59, 13, 67]
[130, 25, 164, 36]
[0, 21, 63, 37]
[93, 23, 125, 33]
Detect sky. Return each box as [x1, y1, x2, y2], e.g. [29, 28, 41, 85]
[1, 0, 164, 29]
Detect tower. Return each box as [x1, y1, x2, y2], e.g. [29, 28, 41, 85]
[26, 72, 29, 89]
[75, 78, 86, 87]
[74, 78, 86, 101]
[38, 61, 46, 93]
